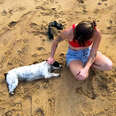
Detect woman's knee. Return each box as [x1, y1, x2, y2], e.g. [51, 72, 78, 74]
[75, 74, 87, 80]
[96, 59, 112, 71]
[69, 61, 84, 79]
[105, 60, 113, 70]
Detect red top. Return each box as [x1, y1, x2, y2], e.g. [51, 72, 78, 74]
[69, 24, 93, 47]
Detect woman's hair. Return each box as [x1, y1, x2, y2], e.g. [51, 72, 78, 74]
[73, 20, 96, 46]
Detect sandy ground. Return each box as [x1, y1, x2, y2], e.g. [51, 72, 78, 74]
[0, 0, 116, 116]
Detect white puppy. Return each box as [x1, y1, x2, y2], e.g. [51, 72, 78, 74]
[5, 61, 61, 95]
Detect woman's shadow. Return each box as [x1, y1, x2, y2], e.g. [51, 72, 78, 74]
[63, 66, 110, 100]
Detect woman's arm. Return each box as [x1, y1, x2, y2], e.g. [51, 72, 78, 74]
[76, 29, 101, 80]
[84, 29, 101, 71]
[50, 35, 64, 58]
[47, 31, 66, 64]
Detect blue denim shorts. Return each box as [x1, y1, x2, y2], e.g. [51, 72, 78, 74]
[66, 47, 91, 66]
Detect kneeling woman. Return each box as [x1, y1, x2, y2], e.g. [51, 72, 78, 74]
[47, 21, 113, 80]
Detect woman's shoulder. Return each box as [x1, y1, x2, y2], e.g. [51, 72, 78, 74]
[60, 26, 73, 40]
[94, 28, 101, 38]
[92, 28, 101, 42]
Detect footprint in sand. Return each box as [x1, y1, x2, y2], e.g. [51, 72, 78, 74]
[98, 2, 102, 5]
[109, 20, 112, 24]
[101, 0, 108, 6]
[4, 109, 22, 116]
[75, 80, 97, 99]
[37, 47, 45, 51]
[93, 8, 100, 14]
[30, 23, 38, 29]
[8, 21, 18, 28]
[18, 7, 26, 11]
[59, 53, 65, 57]
[7, 62, 13, 66]
[104, 3, 108, 6]
[42, 79, 49, 89]
[0, 1, 5, 4]
[48, 97, 55, 116]
[48, 98, 55, 108]
[34, 0, 41, 2]
[1, 10, 7, 16]
[95, 111, 106, 116]
[101, 0, 107, 2]
[29, 23, 46, 36]
[22, 96, 32, 116]
[13, 102, 22, 110]
[77, 0, 84, 4]
[34, 108, 44, 116]
[83, 9, 87, 13]
[107, 26, 112, 30]
[5, 110, 13, 116]
[32, 53, 39, 57]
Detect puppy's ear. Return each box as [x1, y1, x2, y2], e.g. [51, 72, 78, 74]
[52, 61, 60, 67]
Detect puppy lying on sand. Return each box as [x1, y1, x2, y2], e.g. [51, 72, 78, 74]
[5, 61, 61, 95]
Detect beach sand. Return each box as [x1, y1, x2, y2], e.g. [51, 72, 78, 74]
[0, 0, 116, 116]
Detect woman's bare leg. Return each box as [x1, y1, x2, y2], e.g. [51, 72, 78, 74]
[68, 52, 112, 81]
[92, 51, 112, 71]
[69, 60, 85, 80]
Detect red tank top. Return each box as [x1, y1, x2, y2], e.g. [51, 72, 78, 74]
[69, 24, 93, 47]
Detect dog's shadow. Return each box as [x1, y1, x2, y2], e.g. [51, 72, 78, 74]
[14, 73, 61, 96]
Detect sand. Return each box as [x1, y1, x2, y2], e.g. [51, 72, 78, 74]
[0, 0, 116, 116]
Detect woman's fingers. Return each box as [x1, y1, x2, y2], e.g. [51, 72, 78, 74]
[47, 57, 55, 64]
[76, 72, 80, 80]
[76, 72, 87, 80]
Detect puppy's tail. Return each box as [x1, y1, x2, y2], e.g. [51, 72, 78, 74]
[4, 73, 10, 95]
[4, 73, 8, 80]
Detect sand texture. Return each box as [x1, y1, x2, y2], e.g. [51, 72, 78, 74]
[0, 0, 116, 116]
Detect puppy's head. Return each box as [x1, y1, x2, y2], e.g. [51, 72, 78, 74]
[51, 61, 62, 70]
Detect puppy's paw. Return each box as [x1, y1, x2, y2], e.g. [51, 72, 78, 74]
[54, 73, 60, 77]
[9, 91, 14, 96]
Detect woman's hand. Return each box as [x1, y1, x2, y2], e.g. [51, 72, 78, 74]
[47, 57, 55, 64]
[76, 68, 89, 80]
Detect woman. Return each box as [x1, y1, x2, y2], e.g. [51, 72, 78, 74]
[47, 21, 112, 80]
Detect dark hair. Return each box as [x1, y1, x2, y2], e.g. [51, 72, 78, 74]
[73, 20, 96, 46]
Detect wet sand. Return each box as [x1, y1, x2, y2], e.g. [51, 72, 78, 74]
[0, 0, 116, 116]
